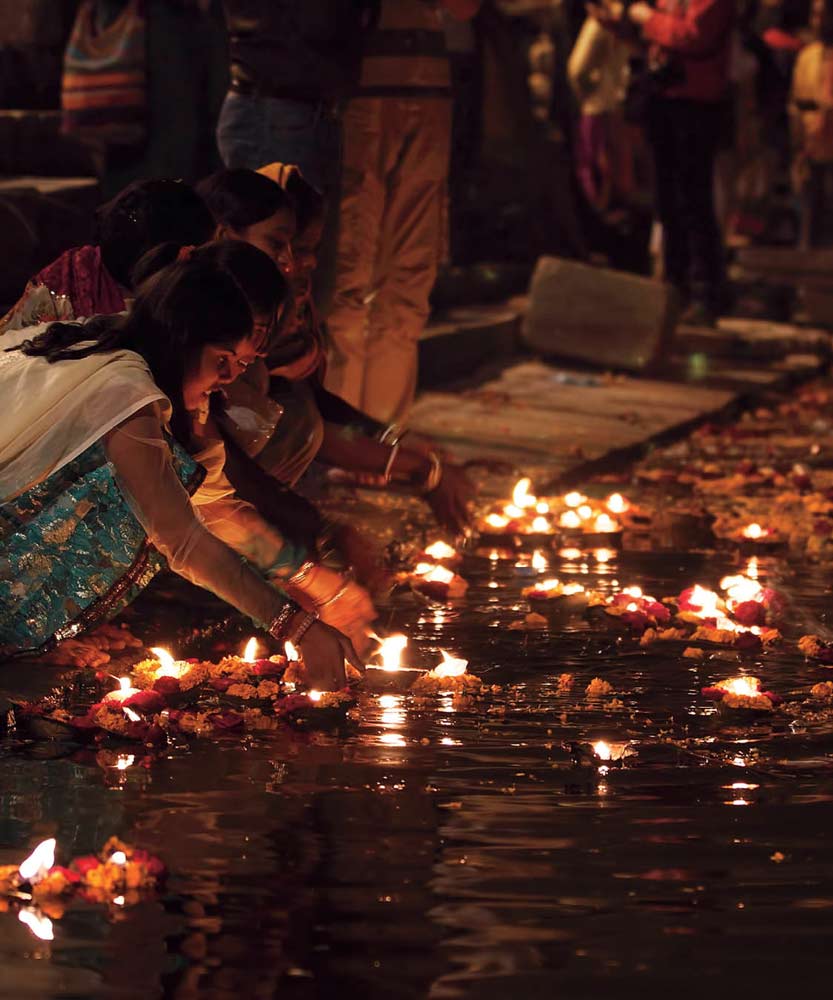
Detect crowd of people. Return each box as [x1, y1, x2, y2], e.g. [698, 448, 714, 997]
[1, 0, 833, 685]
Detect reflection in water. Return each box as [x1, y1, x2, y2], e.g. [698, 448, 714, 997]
[3, 547, 833, 996]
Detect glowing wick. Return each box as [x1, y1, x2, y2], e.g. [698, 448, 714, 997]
[512, 477, 537, 509]
[594, 548, 614, 563]
[743, 523, 765, 540]
[110, 851, 127, 866]
[308, 690, 323, 703]
[242, 637, 259, 663]
[593, 513, 618, 533]
[424, 540, 457, 560]
[104, 676, 139, 702]
[560, 510, 582, 529]
[375, 634, 408, 672]
[150, 647, 185, 680]
[19, 838, 56, 883]
[563, 491, 586, 508]
[434, 650, 468, 678]
[606, 493, 630, 514]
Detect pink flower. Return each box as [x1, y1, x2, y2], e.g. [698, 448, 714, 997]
[123, 690, 165, 714]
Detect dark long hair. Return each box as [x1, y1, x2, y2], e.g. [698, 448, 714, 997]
[12, 241, 286, 445]
[196, 168, 295, 230]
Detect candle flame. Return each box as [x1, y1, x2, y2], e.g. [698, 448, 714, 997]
[531, 550, 548, 572]
[531, 516, 551, 533]
[720, 574, 763, 605]
[535, 501, 550, 514]
[563, 491, 586, 508]
[512, 477, 537, 509]
[559, 510, 582, 529]
[18, 907, 53, 941]
[594, 548, 614, 563]
[539, 578, 561, 592]
[593, 513, 618, 533]
[503, 503, 525, 519]
[687, 584, 721, 616]
[115, 754, 135, 771]
[718, 676, 761, 697]
[376, 634, 408, 671]
[308, 689, 322, 703]
[592, 740, 612, 761]
[434, 650, 468, 678]
[485, 513, 509, 529]
[577, 504, 593, 521]
[150, 646, 184, 679]
[19, 838, 56, 883]
[743, 522, 765, 540]
[424, 540, 457, 560]
[284, 640, 299, 662]
[110, 851, 127, 866]
[622, 585, 643, 598]
[606, 493, 629, 514]
[123, 707, 141, 723]
[113, 895, 125, 906]
[242, 637, 259, 662]
[105, 676, 139, 701]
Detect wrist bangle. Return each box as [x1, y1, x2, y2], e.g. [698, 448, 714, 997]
[422, 451, 443, 494]
[288, 559, 316, 587]
[379, 423, 404, 447]
[268, 602, 300, 640]
[289, 611, 317, 645]
[383, 443, 400, 484]
[316, 582, 350, 610]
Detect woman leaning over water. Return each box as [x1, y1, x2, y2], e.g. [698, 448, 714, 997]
[0, 243, 365, 688]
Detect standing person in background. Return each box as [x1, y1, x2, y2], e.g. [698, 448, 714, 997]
[590, 0, 735, 327]
[325, 0, 482, 426]
[216, 1, 375, 311]
[791, 0, 833, 248]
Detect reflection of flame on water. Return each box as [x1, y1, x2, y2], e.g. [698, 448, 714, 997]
[720, 574, 764, 606]
[746, 556, 759, 580]
[374, 634, 408, 672]
[19, 838, 56, 883]
[434, 650, 468, 678]
[594, 548, 615, 563]
[424, 540, 457, 560]
[150, 646, 187, 679]
[242, 637, 259, 662]
[531, 550, 548, 572]
[512, 477, 537, 509]
[18, 907, 53, 941]
[378, 695, 399, 709]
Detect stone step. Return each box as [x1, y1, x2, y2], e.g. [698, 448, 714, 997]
[419, 304, 521, 387]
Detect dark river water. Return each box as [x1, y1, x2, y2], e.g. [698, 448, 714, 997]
[3, 530, 833, 999]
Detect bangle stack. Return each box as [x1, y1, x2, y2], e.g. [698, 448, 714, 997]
[383, 443, 400, 484]
[287, 559, 316, 587]
[422, 451, 443, 494]
[289, 611, 317, 645]
[268, 601, 300, 640]
[379, 423, 405, 447]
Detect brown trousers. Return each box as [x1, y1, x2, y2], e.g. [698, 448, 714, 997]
[325, 97, 451, 424]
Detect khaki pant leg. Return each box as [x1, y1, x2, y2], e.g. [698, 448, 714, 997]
[360, 99, 452, 424]
[325, 99, 387, 410]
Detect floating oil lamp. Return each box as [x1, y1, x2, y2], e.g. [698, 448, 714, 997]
[733, 521, 783, 552]
[567, 740, 634, 772]
[104, 676, 141, 703]
[559, 509, 622, 548]
[411, 650, 484, 696]
[522, 577, 589, 622]
[514, 549, 549, 577]
[702, 675, 780, 715]
[364, 634, 425, 693]
[410, 561, 469, 600]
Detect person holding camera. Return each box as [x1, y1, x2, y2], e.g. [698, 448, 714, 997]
[589, 0, 735, 326]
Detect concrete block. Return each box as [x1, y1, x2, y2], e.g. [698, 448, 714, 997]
[521, 256, 678, 371]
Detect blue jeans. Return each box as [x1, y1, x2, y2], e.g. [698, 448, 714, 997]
[216, 92, 341, 195]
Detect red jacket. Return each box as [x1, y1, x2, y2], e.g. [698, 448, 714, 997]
[642, 0, 734, 102]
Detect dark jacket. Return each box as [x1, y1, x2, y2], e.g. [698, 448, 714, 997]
[223, 1, 374, 102]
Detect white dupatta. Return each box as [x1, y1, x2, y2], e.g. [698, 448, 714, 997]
[0, 323, 169, 501]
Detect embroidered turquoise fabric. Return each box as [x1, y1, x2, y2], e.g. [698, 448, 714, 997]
[0, 439, 202, 657]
